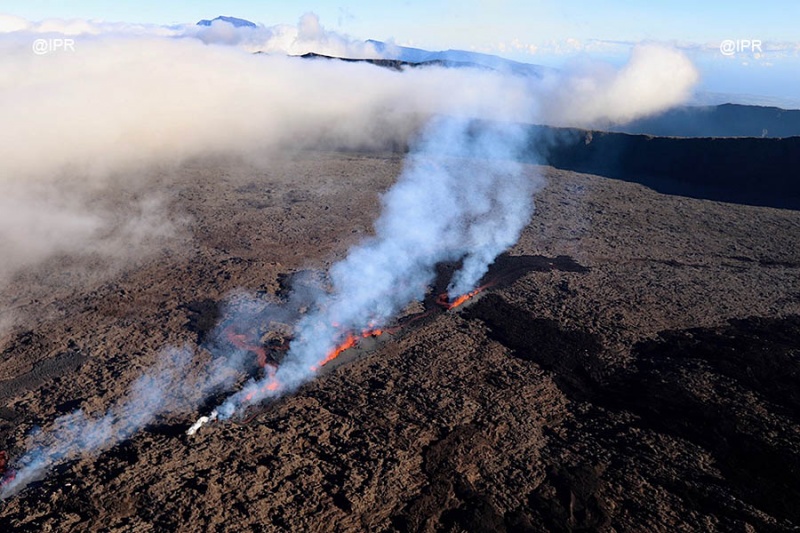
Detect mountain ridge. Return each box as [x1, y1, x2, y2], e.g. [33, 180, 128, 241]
[197, 16, 257, 28]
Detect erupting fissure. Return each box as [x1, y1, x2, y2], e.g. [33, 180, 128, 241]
[188, 325, 391, 434]
[437, 281, 495, 310]
[190, 115, 539, 435]
[310, 327, 386, 371]
[187, 280, 499, 436]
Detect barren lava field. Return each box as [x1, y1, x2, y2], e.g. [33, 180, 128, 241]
[1, 152, 799, 531]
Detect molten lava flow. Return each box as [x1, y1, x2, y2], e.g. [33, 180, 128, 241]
[310, 326, 391, 372]
[225, 327, 269, 368]
[191, 276, 496, 434]
[437, 281, 494, 310]
[311, 333, 357, 372]
[361, 328, 383, 338]
[0, 451, 14, 488]
[243, 363, 281, 401]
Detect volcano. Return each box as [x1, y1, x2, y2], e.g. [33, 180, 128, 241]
[196, 16, 257, 28]
[0, 152, 799, 531]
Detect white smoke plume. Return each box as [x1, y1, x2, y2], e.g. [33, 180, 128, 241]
[0, 25, 531, 289]
[0, 12, 700, 493]
[1, 289, 295, 496]
[0, 15, 536, 337]
[0, 286, 328, 496]
[0, 347, 196, 497]
[216, 116, 539, 417]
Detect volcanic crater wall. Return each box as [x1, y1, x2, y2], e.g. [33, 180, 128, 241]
[533, 126, 800, 209]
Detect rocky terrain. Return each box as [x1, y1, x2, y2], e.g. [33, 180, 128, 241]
[533, 125, 800, 209]
[0, 151, 799, 531]
[607, 103, 800, 138]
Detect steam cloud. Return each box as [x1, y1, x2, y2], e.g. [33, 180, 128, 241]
[217, 116, 537, 417]
[0, 14, 697, 291]
[0, 13, 699, 494]
[536, 44, 700, 127]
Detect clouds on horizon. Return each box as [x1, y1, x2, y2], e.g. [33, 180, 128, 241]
[0, 12, 381, 58]
[4, 9, 795, 81]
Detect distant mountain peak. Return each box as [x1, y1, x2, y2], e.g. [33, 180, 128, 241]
[197, 16, 257, 28]
[366, 39, 550, 78]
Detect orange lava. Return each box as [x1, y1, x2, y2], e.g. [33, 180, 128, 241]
[0, 450, 14, 487]
[311, 333, 357, 371]
[437, 283, 493, 310]
[225, 328, 269, 368]
[244, 364, 281, 403]
[310, 326, 392, 372]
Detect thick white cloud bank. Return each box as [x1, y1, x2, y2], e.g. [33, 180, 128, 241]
[0, 11, 698, 293]
[536, 44, 699, 126]
[0, 19, 515, 288]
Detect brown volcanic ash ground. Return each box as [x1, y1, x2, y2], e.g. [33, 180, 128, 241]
[1, 152, 800, 531]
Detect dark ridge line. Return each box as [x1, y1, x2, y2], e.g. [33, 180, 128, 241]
[294, 52, 491, 72]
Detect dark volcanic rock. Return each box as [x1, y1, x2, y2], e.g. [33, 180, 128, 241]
[1, 156, 799, 531]
[532, 125, 800, 209]
[297, 52, 482, 72]
[608, 103, 800, 138]
[466, 297, 800, 531]
[615, 316, 800, 527]
[181, 299, 222, 344]
[465, 294, 604, 402]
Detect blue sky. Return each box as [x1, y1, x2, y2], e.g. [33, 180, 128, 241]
[5, 1, 799, 46]
[2, 0, 799, 102]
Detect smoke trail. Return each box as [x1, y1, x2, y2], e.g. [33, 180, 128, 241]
[0, 17, 697, 297]
[0, 347, 194, 497]
[215, 115, 541, 418]
[0, 282, 340, 496]
[0, 294, 288, 498]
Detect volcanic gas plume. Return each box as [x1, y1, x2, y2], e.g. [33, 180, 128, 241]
[210, 116, 539, 420]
